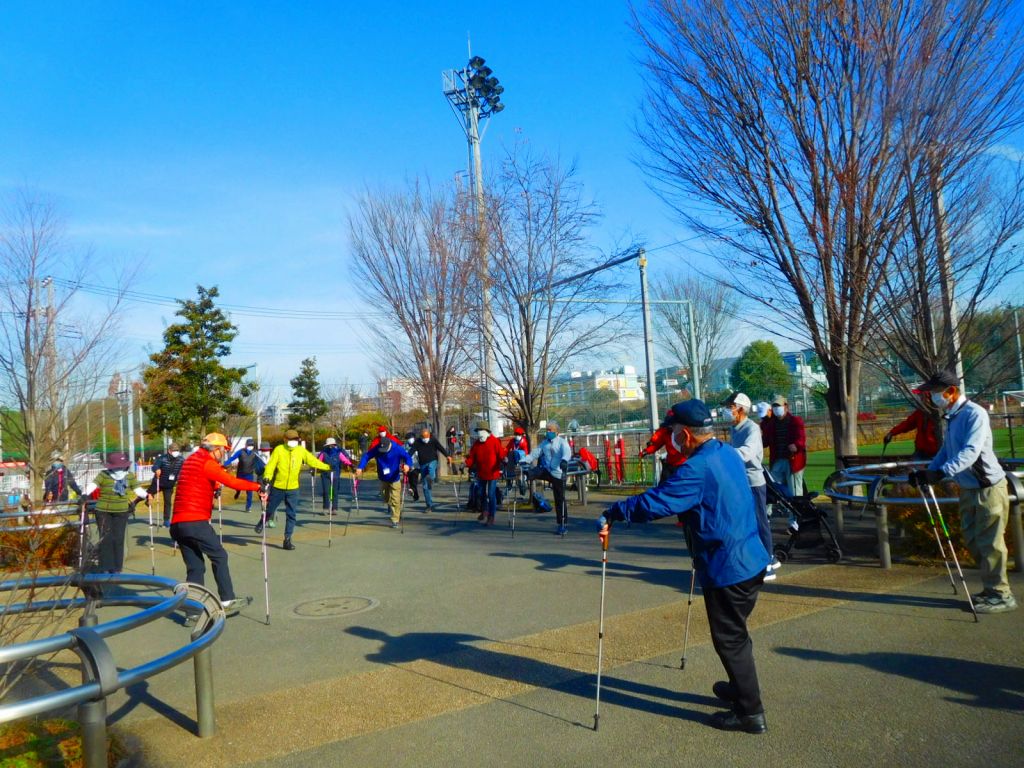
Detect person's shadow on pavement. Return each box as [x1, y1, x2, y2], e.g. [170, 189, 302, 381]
[776, 647, 1024, 711]
[346, 625, 718, 727]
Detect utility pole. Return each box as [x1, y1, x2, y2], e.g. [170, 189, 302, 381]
[444, 55, 505, 436]
[1015, 308, 1024, 391]
[638, 251, 660, 435]
[685, 302, 702, 400]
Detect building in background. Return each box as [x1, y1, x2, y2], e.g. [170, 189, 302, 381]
[549, 366, 644, 406]
[260, 403, 292, 426]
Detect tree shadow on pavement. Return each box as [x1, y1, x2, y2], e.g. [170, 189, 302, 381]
[775, 647, 1024, 712]
[346, 626, 717, 726]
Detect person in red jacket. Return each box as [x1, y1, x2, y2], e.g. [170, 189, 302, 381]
[640, 411, 688, 484]
[170, 432, 265, 614]
[465, 421, 505, 526]
[884, 406, 940, 459]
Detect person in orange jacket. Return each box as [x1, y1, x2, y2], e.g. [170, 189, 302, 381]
[884, 405, 940, 460]
[640, 410, 688, 484]
[466, 421, 505, 526]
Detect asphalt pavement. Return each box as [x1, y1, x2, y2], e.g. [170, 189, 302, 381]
[91, 476, 1022, 768]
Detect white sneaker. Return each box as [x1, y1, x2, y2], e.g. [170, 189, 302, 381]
[768, 556, 782, 572]
[763, 570, 777, 582]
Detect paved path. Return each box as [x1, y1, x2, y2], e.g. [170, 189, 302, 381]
[97, 479, 1022, 767]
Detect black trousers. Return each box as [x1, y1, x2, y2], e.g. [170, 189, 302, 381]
[170, 520, 235, 601]
[532, 470, 567, 524]
[148, 480, 176, 523]
[703, 574, 764, 716]
[96, 512, 128, 572]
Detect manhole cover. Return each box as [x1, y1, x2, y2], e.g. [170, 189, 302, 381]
[293, 596, 379, 619]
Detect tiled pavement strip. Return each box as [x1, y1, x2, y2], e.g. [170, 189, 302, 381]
[120, 541, 942, 767]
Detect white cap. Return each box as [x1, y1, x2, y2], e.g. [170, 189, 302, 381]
[756, 402, 771, 419]
[324, 437, 337, 446]
[732, 393, 752, 411]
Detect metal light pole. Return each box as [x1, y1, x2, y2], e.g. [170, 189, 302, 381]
[638, 251, 660, 434]
[1015, 307, 1024, 391]
[444, 55, 505, 436]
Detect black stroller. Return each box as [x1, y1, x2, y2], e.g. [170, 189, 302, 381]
[764, 469, 842, 563]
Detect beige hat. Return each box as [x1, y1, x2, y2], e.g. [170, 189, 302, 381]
[771, 394, 788, 407]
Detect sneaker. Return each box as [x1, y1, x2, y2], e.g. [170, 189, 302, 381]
[763, 570, 777, 582]
[556, 525, 568, 536]
[254, 521, 264, 535]
[391, 522, 400, 529]
[709, 710, 767, 734]
[221, 596, 253, 616]
[973, 594, 1017, 614]
[268, 519, 276, 528]
[767, 557, 782, 572]
[424, 506, 433, 514]
[282, 538, 296, 551]
[971, 589, 998, 604]
[244, 507, 251, 514]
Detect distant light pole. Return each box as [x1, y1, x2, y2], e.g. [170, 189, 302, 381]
[443, 54, 505, 435]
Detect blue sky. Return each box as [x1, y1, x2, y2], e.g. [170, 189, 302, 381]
[3, 3, 1018, 405]
[0, 1, 709, 402]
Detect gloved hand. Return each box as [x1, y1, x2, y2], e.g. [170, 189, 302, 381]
[883, 432, 893, 445]
[560, 460, 569, 475]
[213, 487, 221, 499]
[596, 515, 611, 549]
[908, 469, 944, 488]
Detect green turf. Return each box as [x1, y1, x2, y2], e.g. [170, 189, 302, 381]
[800, 426, 1020, 492]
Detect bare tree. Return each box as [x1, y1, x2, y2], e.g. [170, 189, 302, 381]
[486, 149, 627, 433]
[652, 276, 739, 394]
[635, 0, 1024, 459]
[349, 181, 475, 432]
[0, 189, 130, 496]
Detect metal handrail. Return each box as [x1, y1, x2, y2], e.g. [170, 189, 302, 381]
[0, 572, 226, 765]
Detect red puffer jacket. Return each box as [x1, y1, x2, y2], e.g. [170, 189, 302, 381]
[172, 448, 261, 524]
[641, 426, 687, 468]
[466, 435, 506, 481]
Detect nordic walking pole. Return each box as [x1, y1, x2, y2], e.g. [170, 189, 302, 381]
[345, 476, 358, 536]
[918, 482, 957, 593]
[452, 476, 461, 527]
[144, 492, 156, 575]
[217, 489, 223, 543]
[260, 493, 271, 625]
[680, 526, 696, 669]
[926, 484, 978, 622]
[399, 471, 407, 534]
[594, 517, 611, 731]
[328, 471, 334, 547]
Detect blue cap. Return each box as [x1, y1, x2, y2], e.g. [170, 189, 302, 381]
[666, 399, 713, 428]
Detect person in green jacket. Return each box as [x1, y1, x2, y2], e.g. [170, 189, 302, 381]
[255, 429, 331, 550]
[92, 452, 138, 573]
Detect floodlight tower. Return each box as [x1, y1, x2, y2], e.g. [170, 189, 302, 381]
[443, 55, 505, 435]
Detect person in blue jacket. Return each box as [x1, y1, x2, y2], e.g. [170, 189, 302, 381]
[317, 437, 354, 515]
[222, 438, 266, 513]
[598, 399, 770, 734]
[355, 430, 412, 528]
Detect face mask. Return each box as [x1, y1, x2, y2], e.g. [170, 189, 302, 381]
[407, 438, 414, 445]
[930, 392, 948, 410]
[52, 462, 62, 469]
[287, 440, 299, 448]
[245, 447, 252, 452]
[545, 431, 557, 441]
[420, 436, 429, 442]
[477, 431, 490, 440]
[111, 470, 127, 481]
[772, 406, 785, 418]
[378, 433, 388, 440]
[729, 409, 741, 424]
[170, 451, 180, 458]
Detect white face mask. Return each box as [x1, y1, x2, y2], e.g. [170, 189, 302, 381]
[477, 430, 490, 440]
[772, 406, 786, 418]
[378, 433, 388, 441]
[111, 470, 127, 481]
[287, 440, 299, 448]
[729, 408, 740, 424]
[930, 392, 948, 410]
[407, 438, 414, 444]
[245, 447, 252, 452]
[170, 451, 180, 458]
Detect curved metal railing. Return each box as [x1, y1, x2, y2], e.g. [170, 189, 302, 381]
[0, 557, 227, 766]
[822, 460, 1024, 571]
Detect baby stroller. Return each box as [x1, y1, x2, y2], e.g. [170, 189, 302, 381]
[764, 469, 842, 564]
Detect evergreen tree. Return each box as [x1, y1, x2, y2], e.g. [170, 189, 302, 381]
[729, 341, 793, 404]
[141, 285, 254, 437]
[288, 357, 328, 437]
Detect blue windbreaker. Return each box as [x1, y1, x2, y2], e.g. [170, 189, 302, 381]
[357, 439, 413, 482]
[607, 439, 769, 589]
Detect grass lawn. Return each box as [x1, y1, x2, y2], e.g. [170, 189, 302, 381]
[802, 426, 1020, 492]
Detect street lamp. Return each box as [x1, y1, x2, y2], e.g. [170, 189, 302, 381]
[443, 55, 505, 436]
